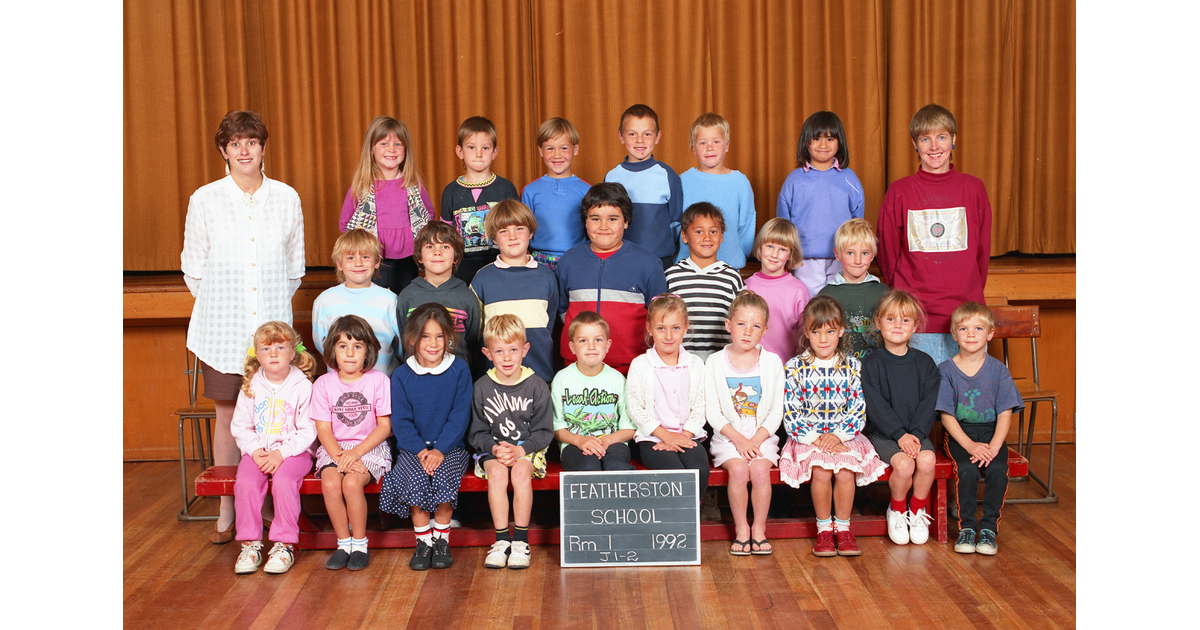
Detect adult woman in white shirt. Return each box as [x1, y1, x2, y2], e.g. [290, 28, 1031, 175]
[181, 110, 306, 543]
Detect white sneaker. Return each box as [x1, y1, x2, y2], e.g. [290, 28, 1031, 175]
[235, 541, 264, 574]
[507, 541, 531, 570]
[886, 507, 910, 545]
[263, 542, 295, 574]
[907, 509, 932, 545]
[484, 540, 510, 569]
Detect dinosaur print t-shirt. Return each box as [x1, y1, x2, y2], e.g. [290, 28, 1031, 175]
[935, 355, 1024, 424]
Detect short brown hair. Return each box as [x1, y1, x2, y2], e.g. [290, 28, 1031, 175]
[413, 221, 464, 271]
[214, 110, 268, 153]
[484, 199, 538, 240]
[331, 229, 382, 283]
[536, 117, 579, 146]
[458, 115, 498, 147]
[753, 218, 803, 271]
[909, 104, 957, 142]
[567, 310, 609, 341]
[798, 295, 850, 366]
[322, 315, 381, 372]
[619, 104, 659, 133]
[680, 202, 725, 234]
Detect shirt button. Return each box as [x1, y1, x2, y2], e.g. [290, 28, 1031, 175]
[251, 237, 255, 242]
[253, 287, 257, 291]
[248, 215, 253, 220]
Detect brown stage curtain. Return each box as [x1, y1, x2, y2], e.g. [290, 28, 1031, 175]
[124, 0, 1074, 271]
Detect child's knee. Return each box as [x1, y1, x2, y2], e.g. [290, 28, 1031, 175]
[890, 454, 915, 476]
[916, 450, 937, 471]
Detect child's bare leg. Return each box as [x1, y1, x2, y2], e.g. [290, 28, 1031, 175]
[911, 450, 937, 501]
[888, 453, 916, 502]
[510, 459, 535, 528]
[484, 459, 512, 530]
[833, 469, 856, 521]
[810, 467, 834, 520]
[433, 502, 455, 525]
[321, 470, 350, 540]
[342, 471, 372, 538]
[410, 506, 431, 529]
[749, 459, 774, 541]
[722, 459, 752, 541]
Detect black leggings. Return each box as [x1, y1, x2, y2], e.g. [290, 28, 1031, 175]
[636, 441, 710, 498]
[560, 442, 634, 471]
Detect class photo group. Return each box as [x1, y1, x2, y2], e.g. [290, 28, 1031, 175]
[182, 97, 1020, 577]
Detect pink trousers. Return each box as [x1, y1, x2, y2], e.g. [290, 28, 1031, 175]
[234, 452, 314, 544]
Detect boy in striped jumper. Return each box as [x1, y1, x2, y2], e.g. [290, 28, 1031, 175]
[664, 202, 745, 361]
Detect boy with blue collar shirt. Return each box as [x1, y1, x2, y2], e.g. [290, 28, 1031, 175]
[818, 218, 889, 359]
[604, 104, 684, 268]
[521, 117, 591, 271]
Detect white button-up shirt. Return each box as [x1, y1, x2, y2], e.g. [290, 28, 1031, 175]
[181, 175, 305, 374]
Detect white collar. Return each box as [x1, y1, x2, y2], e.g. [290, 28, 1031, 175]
[406, 352, 456, 375]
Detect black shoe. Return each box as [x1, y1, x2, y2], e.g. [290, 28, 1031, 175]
[409, 540, 432, 571]
[431, 537, 454, 569]
[347, 550, 370, 571]
[325, 549, 350, 570]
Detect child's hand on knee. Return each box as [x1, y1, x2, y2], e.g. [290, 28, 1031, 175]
[814, 433, 842, 453]
[261, 450, 284, 474]
[967, 442, 993, 466]
[898, 434, 921, 457]
[581, 436, 607, 457]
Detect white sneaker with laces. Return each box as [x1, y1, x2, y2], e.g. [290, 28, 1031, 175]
[507, 541, 531, 570]
[263, 542, 295, 574]
[235, 541, 264, 574]
[907, 509, 932, 545]
[484, 540, 510, 569]
[886, 507, 910, 544]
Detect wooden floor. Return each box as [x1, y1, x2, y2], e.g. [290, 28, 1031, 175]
[124, 445, 1076, 629]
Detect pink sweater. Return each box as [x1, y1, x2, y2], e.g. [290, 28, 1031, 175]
[744, 271, 810, 362]
[230, 365, 317, 458]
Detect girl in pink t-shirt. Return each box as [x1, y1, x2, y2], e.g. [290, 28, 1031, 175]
[311, 315, 393, 571]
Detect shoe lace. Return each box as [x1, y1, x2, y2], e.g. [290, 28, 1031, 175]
[978, 530, 996, 545]
[238, 542, 262, 560]
[907, 510, 932, 527]
[269, 543, 293, 561]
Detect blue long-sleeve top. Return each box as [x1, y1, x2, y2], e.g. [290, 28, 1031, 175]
[675, 168, 756, 269]
[521, 174, 591, 258]
[775, 164, 864, 259]
[390, 355, 472, 455]
[604, 156, 684, 259]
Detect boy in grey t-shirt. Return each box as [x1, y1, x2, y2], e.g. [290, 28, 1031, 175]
[936, 302, 1024, 556]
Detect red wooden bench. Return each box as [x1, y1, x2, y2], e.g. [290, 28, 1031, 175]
[194, 448, 1027, 549]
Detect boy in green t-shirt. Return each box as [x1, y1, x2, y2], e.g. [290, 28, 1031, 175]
[817, 218, 889, 359]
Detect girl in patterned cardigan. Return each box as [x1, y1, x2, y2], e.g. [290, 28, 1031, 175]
[779, 295, 885, 558]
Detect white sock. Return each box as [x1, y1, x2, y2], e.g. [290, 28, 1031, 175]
[337, 537, 352, 553]
[351, 537, 368, 553]
[433, 520, 451, 544]
[414, 524, 433, 544]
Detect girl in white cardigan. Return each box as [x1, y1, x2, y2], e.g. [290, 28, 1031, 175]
[626, 294, 710, 501]
[704, 291, 784, 556]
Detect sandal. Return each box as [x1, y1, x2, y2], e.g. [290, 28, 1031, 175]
[751, 539, 773, 555]
[209, 521, 235, 545]
[729, 539, 752, 556]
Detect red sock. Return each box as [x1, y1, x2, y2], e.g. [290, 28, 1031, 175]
[890, 498, 908, 513]
[909, 495, 929, 513]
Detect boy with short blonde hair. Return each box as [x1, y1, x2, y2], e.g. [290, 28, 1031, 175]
[441, 115, 519, 284]
[522, 117, 590, 270]
[552, 311, 637, 471]
[313, 229, 402, 374]
[677, 112, 756, 270]
[936, 302, 1023, 556]
[467, 313, 554, 570]
[471, 199, 559, 383]
[604, 104, 683, 267]
[818, 218, 889, 359]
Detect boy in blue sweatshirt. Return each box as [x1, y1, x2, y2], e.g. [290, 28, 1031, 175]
[604, 104, 683, 268]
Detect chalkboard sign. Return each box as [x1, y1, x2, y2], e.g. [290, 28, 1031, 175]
[559, 470, 700, 567]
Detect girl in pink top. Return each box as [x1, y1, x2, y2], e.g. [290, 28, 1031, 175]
[744, 218, 810, 362]
[230, 322, 318, 575]
[625, 294, 710, 501]
[340, 116, 435, 295]
[311, 315, 393, 572]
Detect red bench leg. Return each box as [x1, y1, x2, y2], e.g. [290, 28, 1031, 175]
[932, 477, 947, 544]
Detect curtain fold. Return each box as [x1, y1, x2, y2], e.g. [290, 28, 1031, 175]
[124, 0, 1075, 271]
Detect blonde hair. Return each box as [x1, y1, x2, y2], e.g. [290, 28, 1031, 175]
[331, 229, 382, 283]
[242, 321, 317, 396]
[349, 116, 424, 203]
[484, 199, 538, 240]
[909, 103, 958, 141]
[688, 112, 729, 150]
[797, 295, 851, 367]
[874, 290, 927, 331]
[536, 117, 579, 146]
[753, 218, 803, 271]
[645, 293, 688, 348]
[483, 313, 527, 347]
[833, 218, 877, 256]
[950, 301, 994, 332]
[728, 289, 770, 326]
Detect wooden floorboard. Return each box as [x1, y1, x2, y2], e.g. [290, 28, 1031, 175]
[124, 445, 1076, 629]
